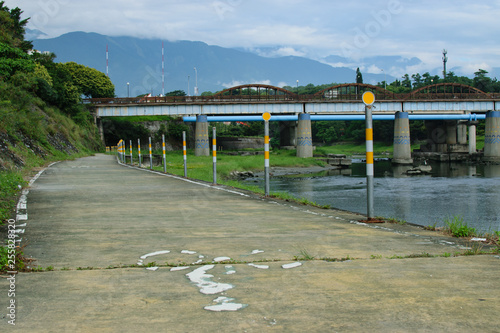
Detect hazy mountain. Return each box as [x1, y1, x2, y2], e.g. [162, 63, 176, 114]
[25, 29, 47, 40]
[32, 32, 389, 97]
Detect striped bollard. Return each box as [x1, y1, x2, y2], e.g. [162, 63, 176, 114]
[213, 127, 217, 184]
[138, 139, 142, 168]
[263, 113, 271, 196]
[162, 134, 167, 173]
[149, 137, 153, 170]
[362, 92, 375, 219]
[183, 131, 187, 178]
[129, 140, 133, 164]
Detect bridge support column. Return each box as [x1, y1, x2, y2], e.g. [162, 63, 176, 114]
[468, 121, 478, 154]
[484, 111, 500, 162]
[457, 121, 468, 145]
[393, 111, 413, 164]
[446, 120, 458, 145]
[297, 113, 313, 158]
[195, 115, 209, 156]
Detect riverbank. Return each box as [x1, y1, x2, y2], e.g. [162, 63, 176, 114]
[129, 149, 500, 246]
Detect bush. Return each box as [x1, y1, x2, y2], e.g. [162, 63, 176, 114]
[444, 215, 476, 238]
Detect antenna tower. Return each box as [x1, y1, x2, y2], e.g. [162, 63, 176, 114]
[442, 49, 448, 80]
[106, 45, 109, 77]
[162, 42, 165, 96]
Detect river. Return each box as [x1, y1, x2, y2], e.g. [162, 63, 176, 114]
[245, 160, 500, 233]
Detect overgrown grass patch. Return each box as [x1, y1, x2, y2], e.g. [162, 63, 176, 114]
[443, 215, 476, 238]
[0, 171, 25, 222]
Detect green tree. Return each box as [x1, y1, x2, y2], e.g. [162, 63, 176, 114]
[411, 73, 423, 88]
[356, 67, 363, 84]
[473, 69, 493, 92]
[62, 62, 115, 98]
[401, 74, 412, 89]
[0, 42, 35, 79]
[0, 2, 32, 52]
[166, 90, 186, 96]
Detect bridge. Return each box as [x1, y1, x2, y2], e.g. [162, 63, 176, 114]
[87, 83, 500, 163]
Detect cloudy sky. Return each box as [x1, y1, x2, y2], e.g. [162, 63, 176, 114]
[7, 0, 500, 77]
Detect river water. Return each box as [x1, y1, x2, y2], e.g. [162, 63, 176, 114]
[246, 160, 500, 233]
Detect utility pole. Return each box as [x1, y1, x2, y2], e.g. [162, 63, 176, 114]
[442, 49, 448, 80]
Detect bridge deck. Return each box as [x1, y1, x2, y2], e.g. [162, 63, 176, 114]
[94, 99, 499, 117]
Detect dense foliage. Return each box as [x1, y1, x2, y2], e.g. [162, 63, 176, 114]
[0, 2, 106, 227]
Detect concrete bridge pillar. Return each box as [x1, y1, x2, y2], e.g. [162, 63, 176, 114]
[393, 111, 413, 164]
[194, 115, 209, 156]
[468, 121, 478, 154]
[484, 111, 500, 162]
[457, 121, 468, 145]
[446, 120, 458, 145]
[297, 113, 313, 158]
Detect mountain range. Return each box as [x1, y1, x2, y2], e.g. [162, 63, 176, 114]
[32, 31, 400, 97]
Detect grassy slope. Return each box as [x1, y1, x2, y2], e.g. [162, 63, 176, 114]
[0, 94, 103, 223]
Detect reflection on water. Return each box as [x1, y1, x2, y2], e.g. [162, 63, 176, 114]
[247, 161, 500, 232]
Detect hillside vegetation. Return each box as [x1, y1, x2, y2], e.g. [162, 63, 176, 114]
[0, 2, 112, 224]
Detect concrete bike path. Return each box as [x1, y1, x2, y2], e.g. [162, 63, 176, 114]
[1, 154, 499, 332]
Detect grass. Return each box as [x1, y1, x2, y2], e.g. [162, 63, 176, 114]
[0, 172, 26, 222]
[131, 148, 335, 208]
[443, 215, 477, 238]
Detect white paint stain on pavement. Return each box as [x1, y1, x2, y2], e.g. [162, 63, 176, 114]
[282, 262, 302, 269]
[204, 297, 247, 312]
[181, 250, 197, 254]
[140, 250, 170, 260]
[186, 265, 233, 295]
[213, 256, 231, 262]
[170, 266, 191, 272]
[248, 263, 269, 270]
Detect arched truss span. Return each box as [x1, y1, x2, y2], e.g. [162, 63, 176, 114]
[211, 84, 298, 101]
[314, 83, 396, 100]
[405, 83, 490, 100]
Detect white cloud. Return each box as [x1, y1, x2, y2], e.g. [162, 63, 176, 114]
[5, 0, 500, 76]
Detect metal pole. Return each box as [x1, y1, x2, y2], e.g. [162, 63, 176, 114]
[149, 137, 153, 170]
[365, 105, 374, 219]
[162, 134, 167, 173]
[212, 127, 217, 184]
[129, 140, 133, 164]
[264, 120, 270, 196]
[138, 139, 142, 168]
[182, 131, 187, 177]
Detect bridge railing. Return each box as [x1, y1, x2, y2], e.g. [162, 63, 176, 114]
[85, 83, 499, 105]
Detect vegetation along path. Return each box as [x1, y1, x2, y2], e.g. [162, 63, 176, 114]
[1, 154, 499, 331]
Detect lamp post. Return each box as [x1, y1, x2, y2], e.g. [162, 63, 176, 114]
[127, 82, 130, 98]
[194, 67, 198, 96]
[187, 75, 190, 96]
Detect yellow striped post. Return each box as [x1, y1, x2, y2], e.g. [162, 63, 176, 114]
[263, 112, 271, 196]
[129, 140, 133, 164]
[212, 127, 217, 184]
[362, 92, 375, 219]
[162, 134, 167, 173]
[149, 137, 153, 170]
[182, 131, 187, 177]
[138, 139, 142, 168]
